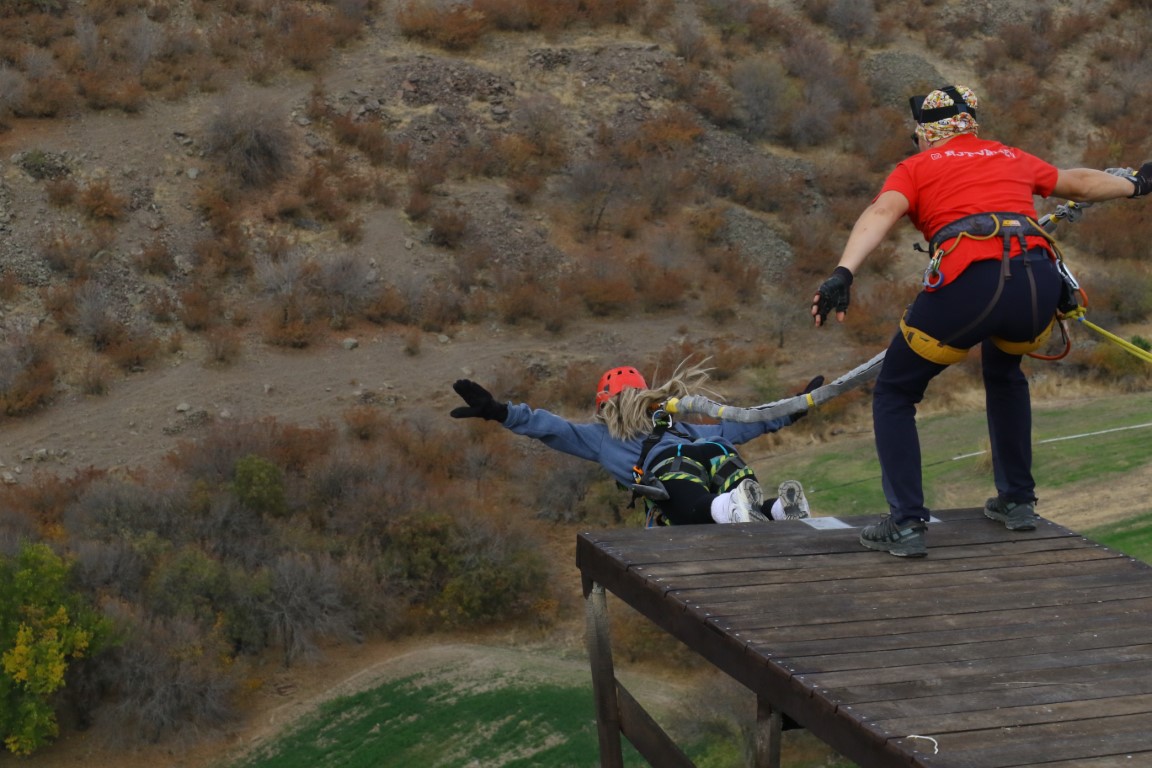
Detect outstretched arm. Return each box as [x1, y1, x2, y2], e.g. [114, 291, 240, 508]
[1053, 163, 1152, 201]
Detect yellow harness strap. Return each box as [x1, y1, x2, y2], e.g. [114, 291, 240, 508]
[992, 318, 1055, 356]
[899, 315, 1056, 365]
[899, 316, 968, 365]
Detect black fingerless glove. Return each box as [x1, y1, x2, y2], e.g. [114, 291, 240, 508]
[450, 379, 509, 422]
[789, 375, 825, 424]
[1129, 161, 1152, 198]
[813, 267, 853, 325]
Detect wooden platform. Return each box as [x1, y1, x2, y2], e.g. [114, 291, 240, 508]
[577, 507, 1152, 768]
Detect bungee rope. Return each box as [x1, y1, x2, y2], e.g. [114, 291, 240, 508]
[665, 351, 885, 423]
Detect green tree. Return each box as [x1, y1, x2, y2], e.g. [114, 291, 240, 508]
[0, 542, 109, 755]
[233, 454, 288, 517]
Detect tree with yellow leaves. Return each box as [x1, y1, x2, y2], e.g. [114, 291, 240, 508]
[0, 542, 109, 755]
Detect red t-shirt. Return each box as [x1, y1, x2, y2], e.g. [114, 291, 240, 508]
[880, 133, 1059, 287]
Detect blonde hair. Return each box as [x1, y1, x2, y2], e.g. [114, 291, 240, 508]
[597, 357, 717, 440]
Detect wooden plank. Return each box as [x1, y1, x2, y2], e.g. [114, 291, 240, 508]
[616, 682, 695, 768]
[909, 712, 1152, 767]
[874, 692, 1152, 735]
[742, 597, 1152, 654]
[576, 508, 1152, 768]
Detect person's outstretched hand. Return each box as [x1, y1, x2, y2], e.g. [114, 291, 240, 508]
[812, 267, 853, 326]
[450, 380, 509, 422]
[1129, 161, 1152, 198]
[789, 375, 825, 423]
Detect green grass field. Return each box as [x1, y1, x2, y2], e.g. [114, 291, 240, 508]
[231, 390, 1152, 768]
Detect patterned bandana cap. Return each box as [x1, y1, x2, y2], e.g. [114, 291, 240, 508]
[914, 85, 979, 144]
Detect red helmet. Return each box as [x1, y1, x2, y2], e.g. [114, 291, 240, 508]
[595, 366, 647, 409]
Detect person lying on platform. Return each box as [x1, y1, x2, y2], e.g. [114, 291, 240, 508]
[449, 359, 822, 527]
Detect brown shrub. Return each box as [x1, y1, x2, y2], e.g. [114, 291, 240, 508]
[45, 177, 77, 207]
[342, 405, 385, 441]
[404, 188, 433, 221]
[204, 325, 242, 365]
[204, 97, 294, 188]
[136, 237, 177, 275]
[179, 284, 219, 331]
[0, 332, 57, 418]
[78, 179, 128, 221]
[77, 69, 147, 112]
[282, 7, 334, 71]
[331, 110, 395, 165]
[105, 328, 161, 371]
[428, 207, 470, 248]
[396, 1, 490, 51]
[260, 296, 317, 348]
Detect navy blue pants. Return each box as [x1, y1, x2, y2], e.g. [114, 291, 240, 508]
[873, 248, 1062, 524]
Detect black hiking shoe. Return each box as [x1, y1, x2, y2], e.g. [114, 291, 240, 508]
[859, 517, 927, 557]
[984, 497, 1038, 531]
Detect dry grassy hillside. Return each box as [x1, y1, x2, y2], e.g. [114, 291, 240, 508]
[1, 0, 1152, 764]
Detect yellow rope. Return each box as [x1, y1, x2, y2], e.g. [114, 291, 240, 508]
[1077, 315, 1152, 364]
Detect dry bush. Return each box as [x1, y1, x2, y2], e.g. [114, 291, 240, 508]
[668, 20, 712, 65]
[105, 324, 161, 371]
[77, 179, 127, 221]
[408, 151, 448, 193]
[472, 0, 538, 30]
[204, 325, 241, 365]
[562, 256, 639, 317]
[618, 105, 704, 165]
[45, 177, 77, 207]
[78, 357, 114, 395]
[497, 162, 539, 199]
[17, 74, 76, 117]
[281, 6, 334, 71]
[509, 94, 568, 170]
[72, 281, 124, 351]
[331, 110, 395, 166]
[38, 228, 98, 276]
[710, 157, 806, 214]
[0, 332, 57, 418]
[204, 97, 294, 188]
[178, 284, 219, 331]
[192, 224, 251, 278]
[396, 1, 490, 51]
[404, 188, 433, 221]
[260, 295, 318, 348]
[135, 237, 176, 275]
[77, 69, 147, 112]
[0, 271, 19, 302]
[427, 206, 470, 248]
[342, 405, 385, 441]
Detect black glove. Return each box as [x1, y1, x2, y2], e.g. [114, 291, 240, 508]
[450, 380, 509, 422]
[813, 267, 853, 325]
[789, 375, 825, 424]
[1129, 161, 1152, 198]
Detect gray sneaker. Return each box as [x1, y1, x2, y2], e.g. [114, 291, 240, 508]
[731, 478, 768, 523]
[777, 480, 810, 519]
[859, 517, 927, 557]
[984, 497, 1038, 531]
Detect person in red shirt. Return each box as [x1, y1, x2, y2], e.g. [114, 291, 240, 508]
[811, 84, 1152, 557]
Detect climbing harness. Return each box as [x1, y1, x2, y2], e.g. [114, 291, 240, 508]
[629, 407, 754, 528]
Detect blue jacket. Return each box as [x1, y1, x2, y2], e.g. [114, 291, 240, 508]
[502, 403, 791, 487]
